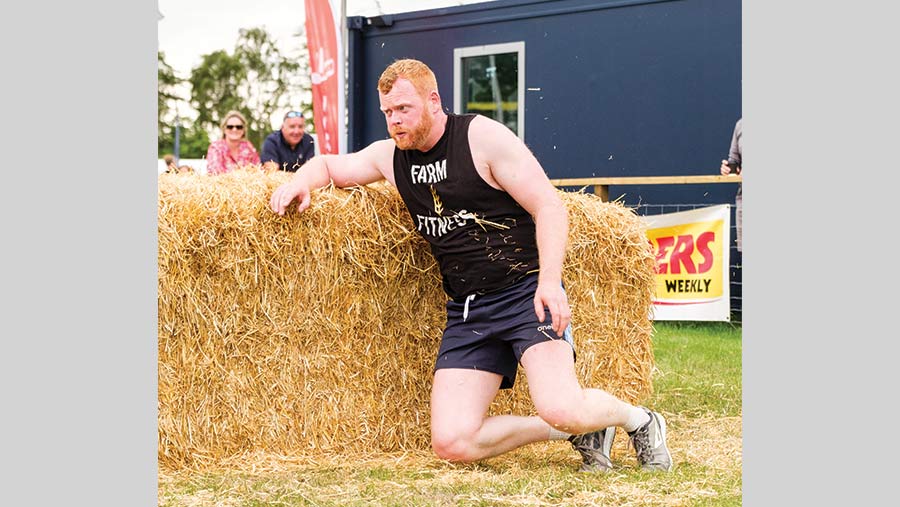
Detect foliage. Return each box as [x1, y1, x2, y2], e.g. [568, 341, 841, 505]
[188, 50, 248, 135]
[157, 27, 312, 158]
[157, 52, 182, 144]
[158, 122, 211, 160]
[233, 27, 303, 149]
[158, 51, 208, 158]
[188, 27, 310, 151]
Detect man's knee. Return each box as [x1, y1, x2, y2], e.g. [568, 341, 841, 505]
[431, 428, 480, 463]
[535, 398, 588, 434]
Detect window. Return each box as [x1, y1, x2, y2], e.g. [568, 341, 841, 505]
[453, 42, 525, 139]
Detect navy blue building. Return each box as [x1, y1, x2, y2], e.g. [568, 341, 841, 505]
[347, 0, 742, 316]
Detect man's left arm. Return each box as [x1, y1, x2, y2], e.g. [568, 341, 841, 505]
[470, 117, 571, 336]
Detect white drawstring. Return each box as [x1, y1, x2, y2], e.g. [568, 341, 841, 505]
[463, 294, 476, 321]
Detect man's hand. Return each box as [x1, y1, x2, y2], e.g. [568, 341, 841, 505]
[269, 179, 311, 216]
[534, 282, 571, 337]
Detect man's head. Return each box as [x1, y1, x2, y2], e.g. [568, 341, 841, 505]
[377, 59, 443, 151]
[280, 110, 306, 149]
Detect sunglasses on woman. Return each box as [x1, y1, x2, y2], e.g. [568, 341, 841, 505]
[225, 124, 244, 130]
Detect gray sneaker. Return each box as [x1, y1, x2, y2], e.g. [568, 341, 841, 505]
[628, 408, 673, 471]
[568, 427, 616, 472]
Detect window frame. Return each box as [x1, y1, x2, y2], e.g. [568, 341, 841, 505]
[453, 41, 526, 140]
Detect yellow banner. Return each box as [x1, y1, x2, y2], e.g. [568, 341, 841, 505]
[643, 205, 731, 321]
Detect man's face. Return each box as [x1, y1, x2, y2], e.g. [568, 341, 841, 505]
[379, 78, 432, 151]
[281, 117, 305, 147]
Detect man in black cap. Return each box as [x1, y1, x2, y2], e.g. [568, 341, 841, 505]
[261, 110, 316, 172]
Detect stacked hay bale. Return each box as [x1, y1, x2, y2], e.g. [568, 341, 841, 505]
[158, 168, 656, 469]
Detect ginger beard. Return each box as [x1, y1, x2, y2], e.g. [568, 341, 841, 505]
[390, 103, 433, 151]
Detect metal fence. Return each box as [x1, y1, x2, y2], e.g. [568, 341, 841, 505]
[550, 176, 743, 326]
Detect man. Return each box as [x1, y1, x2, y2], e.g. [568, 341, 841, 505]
[269, 59, 672, 472]
[261, 110, 316, 172]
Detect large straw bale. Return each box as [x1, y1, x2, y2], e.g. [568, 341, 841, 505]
[158, 168, 656, 469]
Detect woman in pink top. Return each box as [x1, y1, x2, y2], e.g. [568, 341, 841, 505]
[205, 110, 261, 175]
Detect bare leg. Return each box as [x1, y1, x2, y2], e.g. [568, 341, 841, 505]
[522, 340, 637, 435]
[429, 341, 640, 463]
[430, 368, 551, 462]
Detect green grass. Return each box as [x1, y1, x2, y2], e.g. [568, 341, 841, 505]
[159, 322, 742, 506]
[649, 321, 742, 417]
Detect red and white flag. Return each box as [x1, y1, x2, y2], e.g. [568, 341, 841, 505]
[305, 0, 345, 154]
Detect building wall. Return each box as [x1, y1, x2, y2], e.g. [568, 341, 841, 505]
[348, 0, 742, 207]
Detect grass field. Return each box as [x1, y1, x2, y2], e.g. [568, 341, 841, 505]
[159, 321, 742, 506]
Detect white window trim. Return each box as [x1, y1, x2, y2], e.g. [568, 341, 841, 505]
[453, 41, 525, 140]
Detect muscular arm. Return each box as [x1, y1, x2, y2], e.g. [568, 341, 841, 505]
[469, 116, 571, 336]
[269, 139, 396, 215]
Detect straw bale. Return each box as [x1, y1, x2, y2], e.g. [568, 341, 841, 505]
[158, 167, 656, 469]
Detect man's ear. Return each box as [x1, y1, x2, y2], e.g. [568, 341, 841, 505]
[429, 90, 441, 112]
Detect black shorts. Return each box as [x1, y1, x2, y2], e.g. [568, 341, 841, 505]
[434, 273, 575, 389]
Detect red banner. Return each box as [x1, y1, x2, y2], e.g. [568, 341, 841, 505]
[305, 0, 342, 154]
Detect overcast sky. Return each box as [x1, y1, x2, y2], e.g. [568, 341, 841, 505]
[158, 0, 486, 79]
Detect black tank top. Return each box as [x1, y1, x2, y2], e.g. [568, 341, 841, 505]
[393, 113, 539, 300]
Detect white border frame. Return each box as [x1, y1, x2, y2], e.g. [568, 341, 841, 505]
[453, 41, 526, 140]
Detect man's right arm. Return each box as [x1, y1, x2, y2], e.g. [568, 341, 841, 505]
[269, 139, 396, 215]
[303, 135, 316, 162]
[260, 136, 278, 165]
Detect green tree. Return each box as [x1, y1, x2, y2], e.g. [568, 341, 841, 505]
[158, 51, 183, 155]
[158, 52, 179, 126]
[189, 27, 310, 151]
[234, 27, 301, 148]
[158, 52, 209, 159]
[189, 50, 247, 134]
[285, 28, 315, 134]
[174, 123, 213, 159]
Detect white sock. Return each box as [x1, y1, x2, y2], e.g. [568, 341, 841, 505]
[549, 427, 573, 440]
[623, 406, 651, 433]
